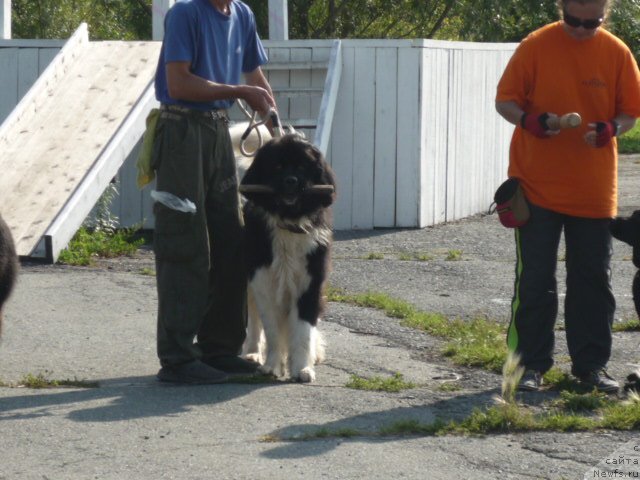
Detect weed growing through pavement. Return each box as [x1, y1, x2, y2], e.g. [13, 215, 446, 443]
[363, 252, 384, 260]
[398, 252, 434, 261]
[4, 373, 100, 389]
[501, 351, 524, 404]
[58, 226, 145, 266]
[328, 288, 506, 373]
[437, 382, 461, 392]
[325, 286, 640, 438]
[612, 318, 640, 332]
[346, 373, 416, 393]
[445, 249, 463, 261]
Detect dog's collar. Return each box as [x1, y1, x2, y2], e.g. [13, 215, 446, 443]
[277, 221, 308, 234]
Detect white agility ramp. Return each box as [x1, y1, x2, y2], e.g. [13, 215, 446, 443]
[0, 24, 160, 262]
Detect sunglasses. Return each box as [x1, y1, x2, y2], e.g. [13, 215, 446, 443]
[563, 9, 604, 30]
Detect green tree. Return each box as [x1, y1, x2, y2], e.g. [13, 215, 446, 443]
[452, 0, 640, 62]
[245, 0, 456, 39]
[610, 0, 640, 60]
[12, 0, 151, 40]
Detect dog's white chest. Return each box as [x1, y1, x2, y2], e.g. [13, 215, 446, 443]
[266, 228, 316, 304]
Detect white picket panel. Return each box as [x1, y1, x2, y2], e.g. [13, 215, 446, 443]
[289, 47, 312, 121]
[330, 45, 355, 230]
[373, 47, 398, 227]
[395, 46, 421, 227]
[421, 48, 449, 226]
[351, 47, 376, 229]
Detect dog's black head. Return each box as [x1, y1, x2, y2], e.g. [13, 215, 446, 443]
[241, 134, 337, 220]
[611, 210, 640, 268]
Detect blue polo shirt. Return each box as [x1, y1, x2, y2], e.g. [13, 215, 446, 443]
[154, 0, 268, 110]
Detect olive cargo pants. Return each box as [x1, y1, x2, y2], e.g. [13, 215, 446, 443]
[152, 109, 246, 367]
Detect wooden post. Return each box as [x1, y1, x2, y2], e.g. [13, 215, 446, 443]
[268, 0, 288, 40]
[152, 0, 175, 41]
[1, 0, 10, 40]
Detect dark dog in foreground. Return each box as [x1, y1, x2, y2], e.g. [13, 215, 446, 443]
[610, 210, 640, 391]
[240, 134, 336, 382]
[0, 214, 18, 336]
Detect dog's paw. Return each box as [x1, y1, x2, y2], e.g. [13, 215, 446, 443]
[244, 353, 263, 365]
[260, 360, 285, 378]
[294, 367, 316, 383]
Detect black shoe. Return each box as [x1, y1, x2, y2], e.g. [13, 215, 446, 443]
[202, 355, 260, 374]
[518, 370, 543, 391]
[157, 359, 228, 385]
[577, 369, 619, 393]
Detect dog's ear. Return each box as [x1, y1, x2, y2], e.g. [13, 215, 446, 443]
[241, 140, 276, 186]
[307, 144, 336, 188]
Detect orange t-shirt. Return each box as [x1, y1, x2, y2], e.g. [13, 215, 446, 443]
[496, 22, 640, 218]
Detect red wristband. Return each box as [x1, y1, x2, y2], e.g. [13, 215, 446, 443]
[521, 113, 550, 139]
[595, 121, 616, 147]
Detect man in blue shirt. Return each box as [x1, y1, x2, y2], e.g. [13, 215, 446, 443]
[152, 0, 276, 384]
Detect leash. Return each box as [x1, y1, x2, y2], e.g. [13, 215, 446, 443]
[237, 100, 284, 156]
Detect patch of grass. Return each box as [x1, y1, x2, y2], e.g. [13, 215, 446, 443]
[17, 373, 99, 389]
[501, 351, 524, 404]
[58, 226, 144, 266]
[328, 288, 507, 372]
[440, 318, 506, 373]
[445, 249, 463, 261]
[613, 318, 640, 332]
[346, 373, 416, 393]
[538, 412, 598, 432]
[139, 267, 156, 276]
[379, 418, 448, 436]
[618, 122, 640, 154]
[273, 393, 640, 441]
[450, 404, 537, 434]
[300, 427, 361, 440]
[324, 286, 640, 436]
[437, 382, 461, 392]
[363, 252, 384, 260]
[600, 395, 640, 430]
[398, 252, 434, 261]
[553, 390, 609, 412]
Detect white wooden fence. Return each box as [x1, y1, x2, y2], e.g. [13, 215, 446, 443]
[0, 38, 517, 231]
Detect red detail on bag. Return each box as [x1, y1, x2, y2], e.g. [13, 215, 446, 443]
[494, 178, 530, 228]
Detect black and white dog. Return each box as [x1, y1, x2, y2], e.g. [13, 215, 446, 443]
[240, 134, 336, 382]
[0, 213, 18, 337]
[610, 210, 640, 320]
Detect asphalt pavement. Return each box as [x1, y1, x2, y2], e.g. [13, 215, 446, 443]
[0, 156, 639, 479]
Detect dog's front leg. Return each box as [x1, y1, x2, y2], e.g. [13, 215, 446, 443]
[242, 288, 265, 364]
[288, 309, 318, 383]
[259, 310, 287, 378]
[251, 284, 287, 377]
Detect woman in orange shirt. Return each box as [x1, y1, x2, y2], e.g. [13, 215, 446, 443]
[496, 0, 640, 392]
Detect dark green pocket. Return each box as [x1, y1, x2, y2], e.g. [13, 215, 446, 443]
[153, 203, 199, 262]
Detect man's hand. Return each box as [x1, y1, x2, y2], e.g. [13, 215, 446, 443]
[584, 121, 618, 148]
[520, 113, 560, 138]
[240, 85, 275, 117]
